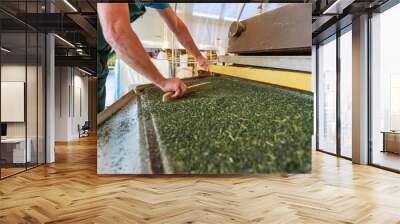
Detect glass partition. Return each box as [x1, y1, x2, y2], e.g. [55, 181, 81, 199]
[0, 1, 46, 179]
[1, 30, 28, 177]
[339, 27, 352, 158]
[370, 3, 400, 171]
[317, 35, 337, 154]
[27, 31, 38, 169]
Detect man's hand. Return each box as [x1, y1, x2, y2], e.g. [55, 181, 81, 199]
[158, 8, 213, 75]
[197, 55, 214, 76]
[159, 78, 188, 98]
[197, 55, 211, 71]
[99, 4, 177, 96]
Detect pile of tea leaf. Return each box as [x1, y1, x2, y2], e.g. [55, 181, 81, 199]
[140, 76, 313, 174]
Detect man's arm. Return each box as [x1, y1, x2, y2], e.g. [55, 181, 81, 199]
[157, 7, 210, 70]
[98, 3, 186, 97]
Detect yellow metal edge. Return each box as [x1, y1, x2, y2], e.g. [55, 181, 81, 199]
[208, 65, 312, 92]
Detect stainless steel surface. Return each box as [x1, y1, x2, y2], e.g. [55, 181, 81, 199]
[219, 55, 312, 72]
[97, 96, 151, 174]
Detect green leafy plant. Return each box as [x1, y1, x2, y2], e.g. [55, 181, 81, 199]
[140, 76, 313, 174]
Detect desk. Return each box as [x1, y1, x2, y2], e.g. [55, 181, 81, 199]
[382, 131, 400, 154]
[1, 138, 31, 163]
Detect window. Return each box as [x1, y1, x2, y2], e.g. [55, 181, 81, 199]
[223, 4, 241, 21]
[192, 3, 222, 19]
[317, 36, 337, 154]
[370, 3, 400, 171]
[339, 27, 352, 158]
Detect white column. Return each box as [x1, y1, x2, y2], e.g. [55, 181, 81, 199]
[352, 14, 369, 164]
[46, 33, 55, 163]
[312, 45, 317, 150]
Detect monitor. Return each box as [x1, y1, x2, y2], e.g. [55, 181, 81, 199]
[1, 123, 7, 137]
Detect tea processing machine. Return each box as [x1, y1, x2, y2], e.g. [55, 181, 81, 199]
[207, 3, 312, 92]
[97, 3, 313, 174]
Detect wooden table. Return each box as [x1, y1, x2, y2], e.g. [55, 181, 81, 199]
[381, 131, 400, 154]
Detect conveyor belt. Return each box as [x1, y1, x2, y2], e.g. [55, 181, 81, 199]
[139, 76, 313, 174]
[98, 75, 313, 174]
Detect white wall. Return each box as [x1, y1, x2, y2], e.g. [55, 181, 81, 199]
[55, 66, 68, 141]
[1, 65, 40, 138]
[1, 65, 26, 140]
[1, 63, 46, 164]
[72, 73, 89, 138]
[1, 65, 25, 131]
[54, 67, 89, 141]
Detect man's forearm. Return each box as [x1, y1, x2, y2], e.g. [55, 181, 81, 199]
[158, 8, 203, 60]
[106, 29, 166, 87]
[98, 4, 166, 88]
[173, 18, 203, 59]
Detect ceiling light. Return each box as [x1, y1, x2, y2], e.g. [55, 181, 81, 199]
[63, 0, 78, 12]
[54, 34, 75, 48]
[78, 67, 92, 76]
[1, 47, 11, 53]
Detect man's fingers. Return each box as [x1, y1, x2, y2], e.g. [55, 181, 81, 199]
[162, 79, 187, 98]
[172, 87, 181, 98]
[181, 83, 187, 94]
[178, 85, 185, 96]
